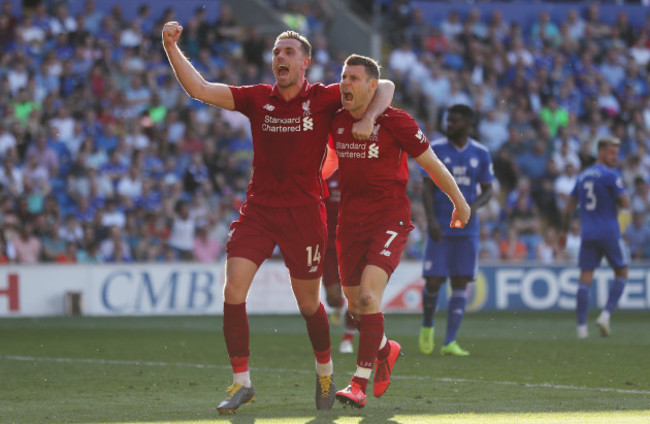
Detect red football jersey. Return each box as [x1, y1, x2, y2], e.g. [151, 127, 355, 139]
[330, 107, 429, 232]
[229, 80, 341, 207]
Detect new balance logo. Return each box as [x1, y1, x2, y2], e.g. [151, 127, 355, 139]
[415, 129, 427, 143]
[263, 104, 275, 111]
[227, 228, 235, 241]
[303, 116, 314, 131]
[379, 249, 391, 257]
[368, 143, 379, 159]
[337, 127, 344, 135]
[309, 265, 318, 273]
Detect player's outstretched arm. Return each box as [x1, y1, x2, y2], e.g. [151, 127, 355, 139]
[351, 79, 395, 140]
[416, 147, 470, 228]
[162, 21, 235, 110]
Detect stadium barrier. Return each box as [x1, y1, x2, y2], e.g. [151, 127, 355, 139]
[1, 261, 648, 317]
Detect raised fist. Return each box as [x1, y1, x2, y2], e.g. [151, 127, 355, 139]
[162, 21, 183, 45]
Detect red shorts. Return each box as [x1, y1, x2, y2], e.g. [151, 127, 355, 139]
[226, 201, 327, 280]
[337, 221, 413, 287]
[321, 242, 340, 288]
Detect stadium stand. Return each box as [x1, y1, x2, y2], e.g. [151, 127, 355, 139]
[0, 0, 649, 264]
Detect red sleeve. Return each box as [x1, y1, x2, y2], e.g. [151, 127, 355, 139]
[228, 84, 269, 116]
[323, 83, 342, 112]
[386, 109, 430, 158]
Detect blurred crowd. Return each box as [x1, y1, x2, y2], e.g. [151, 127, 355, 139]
[372, 0, 650, 263]
[1, 0, 650, 265]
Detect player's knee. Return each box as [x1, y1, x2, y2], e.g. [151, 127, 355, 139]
[296, 298, 320, 317]
[450, 277, 471, 291]
[358, 291, 380, 313]
[222, 282, 247, 304]
[325, 292, 343, 308]
[424, 277, 444, 293]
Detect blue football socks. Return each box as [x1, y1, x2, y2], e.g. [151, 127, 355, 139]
[445, 289, 466, 345]
[421, 287, 439, 327]
[605, 277, 626, 312]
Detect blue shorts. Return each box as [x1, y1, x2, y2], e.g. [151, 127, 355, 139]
[578, 237, 629, 271]
[422, 235, 478, 279]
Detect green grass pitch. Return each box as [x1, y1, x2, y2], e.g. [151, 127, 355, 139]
[1, 311, 648, 423]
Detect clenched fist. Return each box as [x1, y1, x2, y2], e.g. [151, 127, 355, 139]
[162, 21, 183, 45]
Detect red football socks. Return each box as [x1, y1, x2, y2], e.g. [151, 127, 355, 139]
[223, 302, 250, 373]
[303, 302, 332, 363]
[357, 313, 384, 369]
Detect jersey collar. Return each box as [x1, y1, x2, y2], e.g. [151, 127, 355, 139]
[270, 78, 311, 101]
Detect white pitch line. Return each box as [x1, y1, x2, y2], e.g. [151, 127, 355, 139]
[3, 355, 649, 396]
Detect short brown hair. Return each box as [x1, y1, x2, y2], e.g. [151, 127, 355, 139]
[275, 31, 312, 58]
[344, 54, 381, 80]
[598, 136, 620, 150]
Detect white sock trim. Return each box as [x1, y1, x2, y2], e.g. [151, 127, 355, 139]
[316, 359, 333, 376]
[354, 366, 372, 380]
[233, 371, 251, 388]
[379, 334, 387, 350]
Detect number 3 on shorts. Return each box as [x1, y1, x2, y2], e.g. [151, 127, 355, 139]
[306, 244, 322, 267]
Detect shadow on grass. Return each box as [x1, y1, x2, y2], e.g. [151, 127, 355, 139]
[218, 406, 403, 424]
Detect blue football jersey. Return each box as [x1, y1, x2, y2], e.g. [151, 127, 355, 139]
[423, 138, 494, 237]
[570, 163, 626, 241]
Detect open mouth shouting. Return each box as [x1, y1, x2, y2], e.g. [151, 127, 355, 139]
[276, 64, 290, 78]
[342, 91, 354, 103]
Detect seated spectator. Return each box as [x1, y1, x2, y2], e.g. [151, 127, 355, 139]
[478, 225, 500, 261]
[624, 211, 650, 261]
[0, 230, 16, 264]
[478, 108, 509, 153]
[535, 227, 560, 265]
[0, 154, 23, 197]
[554, 162, 579, 212]
[41, 220, 67, 262]
[539, 97, 569, 138]
[60, 213, 84, 244]
[509, 195, 542, 259]
[77, 241, 103, 264]
[183, 152, 210, 195]
[55, 241, 78, 263]
[193, 221, 221, 263]
[116, 164, 143, 207]
[440, 9, 463, 40]
[499, 227, 528, 262]
[25, 132, 59, 178]
[99, 225, 133, 262]
[101, 198, 126, 228]
[515, 140, 548, 183]
[99, 148, 128, 189]
[552, 134, 581, 171]
[12, 221, 41, 264]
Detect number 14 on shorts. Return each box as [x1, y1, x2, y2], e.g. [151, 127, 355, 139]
[306, 244, 322, 266]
